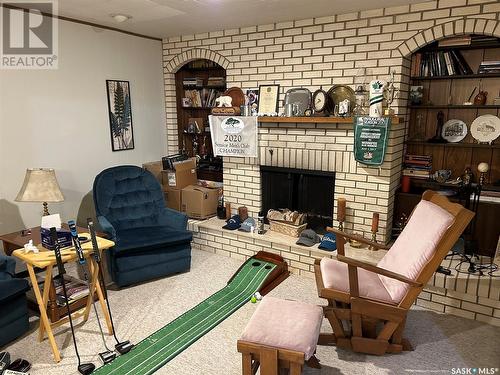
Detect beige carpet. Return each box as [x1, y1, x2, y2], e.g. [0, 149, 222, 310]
[3, 249, 500, 375]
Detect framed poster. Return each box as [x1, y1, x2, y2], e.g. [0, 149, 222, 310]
[106, 80, 134, 151]
[258, 85, 279, 114]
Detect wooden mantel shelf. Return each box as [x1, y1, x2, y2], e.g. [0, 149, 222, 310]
[257, 116, 402, 124]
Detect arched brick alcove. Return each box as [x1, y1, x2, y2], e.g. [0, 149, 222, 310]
[397, 18, 500, 58]
[163, 49, 232, 151]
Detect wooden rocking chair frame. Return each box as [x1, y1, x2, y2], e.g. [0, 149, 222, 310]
[314, 190, 474, 355]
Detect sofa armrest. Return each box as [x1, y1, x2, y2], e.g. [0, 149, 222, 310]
[97, 215, 116, 240]
[0, 255, 16, 275]
[158, 208, 189, 230]
[0, 278, 30, 304]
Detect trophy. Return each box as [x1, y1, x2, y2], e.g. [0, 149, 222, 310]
[384, 71, 399, 116]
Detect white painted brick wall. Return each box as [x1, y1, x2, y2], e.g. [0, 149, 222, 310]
[162, 1, 500, 242]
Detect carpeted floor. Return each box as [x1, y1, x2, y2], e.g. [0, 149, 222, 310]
[3, 249, 500, 375]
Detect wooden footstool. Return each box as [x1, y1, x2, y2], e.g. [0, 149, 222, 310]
[237, 296, 323, 375]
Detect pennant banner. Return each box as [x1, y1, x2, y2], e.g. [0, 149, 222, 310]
[209, 115, 258, 158]
[353, 116, 391, 166]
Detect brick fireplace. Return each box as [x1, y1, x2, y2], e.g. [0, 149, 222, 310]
[223, 119, 404, 243]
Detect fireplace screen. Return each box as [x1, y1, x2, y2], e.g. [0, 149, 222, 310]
[260, 166, 335, 233]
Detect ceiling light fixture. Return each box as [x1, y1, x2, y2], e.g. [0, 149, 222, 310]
[110, 14, 132, 23]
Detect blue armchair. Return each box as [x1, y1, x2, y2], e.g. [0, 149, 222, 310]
[0, 255, 30, 347]
[93, 165, 192, 287]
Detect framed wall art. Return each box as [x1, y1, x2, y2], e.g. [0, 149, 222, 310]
[106, 80, 134, 151]
[258, 84, 279, 114]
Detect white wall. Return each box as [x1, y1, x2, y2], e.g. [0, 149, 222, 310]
[0, 19, 166, 236]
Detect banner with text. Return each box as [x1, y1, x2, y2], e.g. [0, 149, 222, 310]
[353, 116, 391, 166]
[209, 116, 258, 158]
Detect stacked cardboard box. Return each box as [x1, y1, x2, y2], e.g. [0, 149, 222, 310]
[143, 158, 219, 219]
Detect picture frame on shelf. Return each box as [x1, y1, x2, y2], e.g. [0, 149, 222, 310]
[106, 80, 134, 152]
[245, 88, 259, 115]
[258, 84, 280, 114]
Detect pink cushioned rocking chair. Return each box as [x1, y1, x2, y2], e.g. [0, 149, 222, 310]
[314, 190, 474, 355]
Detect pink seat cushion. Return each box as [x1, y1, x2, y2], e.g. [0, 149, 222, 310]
[240, 296, 323, 360]
[377, 200, 454, 302]
[320, 257, 394, 303]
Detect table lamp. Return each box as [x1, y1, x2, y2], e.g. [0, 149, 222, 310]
[15, 168, 64, 216]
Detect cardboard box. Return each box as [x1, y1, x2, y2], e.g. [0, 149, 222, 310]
[161, 158, 197, 190]
[181, 185, 218, 219]
[142, 161, 163, 184]
[164, 188, 182, 211]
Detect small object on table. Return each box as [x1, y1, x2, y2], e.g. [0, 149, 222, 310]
[401, 175, 411, 193]
[428, 110, 446, 143]
[257, 212, 265, 235]
[254, 292, 262, 301]
[369, 212, 379, 251]
[238, 206, 248, 221]
[478, 162, 489, 185]
[23, 240, 38, 254]
[225, 202, 231, 220]
[337, 197, 346, 231]
[464, 87, 477, 105]
[250, 296, 257, 303]
[20, 228, 31, 236]
[463, 167, 473, 186]
[473, 90, 488, 106]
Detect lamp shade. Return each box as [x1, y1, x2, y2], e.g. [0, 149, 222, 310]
[15, 168, 64, 203]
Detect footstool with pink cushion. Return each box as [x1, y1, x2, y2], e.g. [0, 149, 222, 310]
[237, 296, 323, 375]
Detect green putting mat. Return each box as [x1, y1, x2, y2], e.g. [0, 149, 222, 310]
[93, 258, 277, 375]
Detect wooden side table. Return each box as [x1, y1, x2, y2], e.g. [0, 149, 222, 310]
[12, 234, 115, 363]
[0, 225, 107, 322]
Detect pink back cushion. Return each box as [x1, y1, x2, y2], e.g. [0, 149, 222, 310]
[377, 200, 454, 303]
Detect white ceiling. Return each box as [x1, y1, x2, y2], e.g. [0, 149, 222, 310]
[56, 0, 425, 39]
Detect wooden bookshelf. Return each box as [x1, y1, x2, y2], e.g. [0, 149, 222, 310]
[175, 59, 226, 181]
[398, 35, 500, 256]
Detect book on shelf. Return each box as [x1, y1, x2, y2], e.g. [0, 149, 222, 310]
[183, 77, 204, 87]
[402, 169, 431, 178]
[413, 50, 472, 77]
[207, 76, 225, 87]
[184, 88, 223, 108]
[478, 61, 500, 74]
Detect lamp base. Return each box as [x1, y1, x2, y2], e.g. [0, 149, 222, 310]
[43, 202, 50, 216]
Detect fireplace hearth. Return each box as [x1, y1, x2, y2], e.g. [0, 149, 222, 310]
[260, 166, 335, 233]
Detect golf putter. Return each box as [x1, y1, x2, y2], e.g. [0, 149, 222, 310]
[67, 221, 116, 365]
[87, 218, 134, 355]
[50, 227, 95, 375]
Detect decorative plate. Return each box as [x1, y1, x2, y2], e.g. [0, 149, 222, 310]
[470, 114, 500, 144]
[327, 85, 355, 115]
[441, 119, 467, 143]
[284, 88, 311, 116]
[223, 87, 245, 107]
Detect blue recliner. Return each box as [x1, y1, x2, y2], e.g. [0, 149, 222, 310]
[0, 255, 30, 347]
[93, 165, 192, 287]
